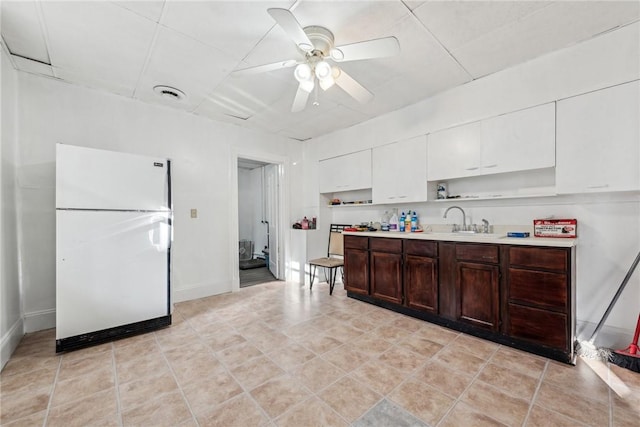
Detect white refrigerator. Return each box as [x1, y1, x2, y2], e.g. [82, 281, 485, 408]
[56, 143, 172, 352]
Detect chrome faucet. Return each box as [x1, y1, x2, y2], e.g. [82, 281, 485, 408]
[482, 218, 490, 234]
[443, 206, 467, 232]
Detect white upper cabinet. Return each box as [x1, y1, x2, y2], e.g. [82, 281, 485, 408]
[427, 103, 556, 181]
[556, 80, 640, 194]
[372, 136, 428, 204]
[318, 149, 372, 193]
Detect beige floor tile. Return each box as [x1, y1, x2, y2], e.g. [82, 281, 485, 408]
[376, 345, 429, 374]
[118, 371, 180, 411]
[489, 346, 547, 379]
[449, 334, 500, 360]
[297, 334, 344, 355]
[155, 325, 200, 351]
[1, 354, 60, 378]
[433, 345, 487, 376]
[350, 334, 393, 357]
[388, 378, 454, 425]
[0, 386, 50, 424]
[57, 350, 114, 381]
[535, 381, 609, 426]
[414, 324, 460, 346]
[413, 360, 474, 399]
[170, 352, 226, 386]
[231, 354, 286, 390]
[216, 341, 263, 368]
[250, 330, 294, 353]
[112, 331, 155, 349]
[613, 404, 638, 427]
[396, 334, 443, 357]
[250, 375, 311, 418]
[461, 380, 530, 426]
[324, 324, 366, 342]
[116, 351, 171, 384]
[476, 362, 540, 400]
[0, 410, 47, 427]
[351, 359, 404, 395]
[275, 396, 348, 427]
[525, 404, 589, 427]
[389, 316, 425, 332]
[59, 341, 113, 363]
[370, 324, 413, 343]
[440, 402, 507, 427]
[122, 390, 193, 426]
[202, 329, 247, 352]
[318, 376, 382, 422]
[293, 356, 346, 393]
[50, 367, 114, 407]
[322, 345, 371, 372]
[196, 393, 268, 427]
[266, 342, 316, 371]
[543, 359, 611, 403]
[0, 365, 57, 395]
[114, 338, 162, 363]
[46, 388, 119, 427]
[182, 371, 244, 416]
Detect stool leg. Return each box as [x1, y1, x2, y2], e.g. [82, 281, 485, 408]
[310, 265, 316, 290]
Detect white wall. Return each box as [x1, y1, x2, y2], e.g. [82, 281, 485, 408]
[1, 48, 23, 369]
[306, 23, 640, 346]
[15, 72, 302, 332]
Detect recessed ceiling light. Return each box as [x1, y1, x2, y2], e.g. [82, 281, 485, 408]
[153, 85, 186, 102]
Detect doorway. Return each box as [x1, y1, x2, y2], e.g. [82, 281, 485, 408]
[237, 158, 279, 287]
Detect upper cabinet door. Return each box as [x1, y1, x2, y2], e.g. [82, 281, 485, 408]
[427, 122, 482, 181]
[481, 103, 556, 175]
[319, 149, 372, 193]
[372, 136, 427, 204]
[557, 81, 640, 194]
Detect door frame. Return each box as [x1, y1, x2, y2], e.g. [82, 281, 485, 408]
[229, 148, 289, 291]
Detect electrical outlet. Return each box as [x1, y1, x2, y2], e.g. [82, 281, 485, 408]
[190, 209, 197, 219]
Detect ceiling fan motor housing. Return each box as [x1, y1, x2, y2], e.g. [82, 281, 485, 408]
[302, 26, 335, 58]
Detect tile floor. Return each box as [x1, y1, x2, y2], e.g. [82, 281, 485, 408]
[1, 281, 638, 426]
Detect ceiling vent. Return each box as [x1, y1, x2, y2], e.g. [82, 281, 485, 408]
[153, 85, 186, 102]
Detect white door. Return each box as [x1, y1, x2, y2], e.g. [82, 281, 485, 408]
[264, 164, 279, 278]
[56, 210, 170, 339]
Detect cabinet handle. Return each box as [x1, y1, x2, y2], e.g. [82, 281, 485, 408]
[465, 166, 479, 171]
[483, 164, 498, 169]
[586, 184, 609, 189]
[397, 195, 407, 199]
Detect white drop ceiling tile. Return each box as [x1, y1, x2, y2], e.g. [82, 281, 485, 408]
[292, 1, 409, 45]
[413, 0, 552, 51]
[112, 0, 166, 22]
[136, 26, 239, 111]
[53, 66, 135, 97]
[12, 55, 54, 77]
[41, 1, 156, 91]
[402, 1, 427, 12]
[162, 1, 294, 61]
[1, 0, 50, 63]
[453, 0, 640, 78]
[193, 104, 252, 126]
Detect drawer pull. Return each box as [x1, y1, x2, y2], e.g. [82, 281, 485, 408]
[586, 184, 609, 189]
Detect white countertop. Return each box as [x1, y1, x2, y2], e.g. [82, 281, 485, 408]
[343, 231, 577, 247]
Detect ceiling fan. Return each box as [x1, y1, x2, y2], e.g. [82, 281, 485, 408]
[231, 8, 401, 112]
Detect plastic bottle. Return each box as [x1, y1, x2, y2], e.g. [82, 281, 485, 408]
[411, 211, 418, 232]
[389, 209, 399, 231]
[399, 211, 406, 232]
[301, 217, 309, 230]
[381, 211, 390, 231]
[405, 210, 412, 232]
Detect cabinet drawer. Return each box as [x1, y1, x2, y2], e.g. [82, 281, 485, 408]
[404, 240, 437, 257]
[370, 238, 402, 253]
[344, 235, 368, 250]
[456, 244, 499, 263]
[509, 268, 568, 311]
[508, 304, 568, 350]
[509, 247, 567, 272]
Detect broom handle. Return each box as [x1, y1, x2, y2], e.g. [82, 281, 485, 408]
[589, 250, 640, 342]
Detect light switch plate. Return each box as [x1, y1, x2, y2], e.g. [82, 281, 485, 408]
[190, 209, 197, 219]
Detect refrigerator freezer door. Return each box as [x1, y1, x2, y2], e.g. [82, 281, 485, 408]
[56, 210, 170, 340]
[56, 143, 170, 211]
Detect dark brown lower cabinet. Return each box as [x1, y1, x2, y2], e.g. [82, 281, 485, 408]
[457, 262, 500, 331]
[343, 236, 369, 295]
[369, 238, 403, 304]
[404, 255, 438, 313]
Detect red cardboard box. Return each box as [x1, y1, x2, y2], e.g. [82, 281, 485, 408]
[534, 219, 577, 238]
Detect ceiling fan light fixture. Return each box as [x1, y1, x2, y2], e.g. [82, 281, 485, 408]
[294, 63, 312, 82]
[330, 48, 344, 61]
[299, 79, 315, 93]
[319, 76, 335, 91]
[314, 61, 332, 80]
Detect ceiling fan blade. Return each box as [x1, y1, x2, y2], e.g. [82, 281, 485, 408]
[334, 68, 374, 104]
[331, 37, 400, 62]
[231, 59, 298, 77]
[291, 84, 311, 112]
[268, 8, 314, 52]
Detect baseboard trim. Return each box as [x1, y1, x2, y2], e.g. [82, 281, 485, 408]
[173, 281, 233, 303]
[24, 308, 56, 333]
[1, 318, 24, 371]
